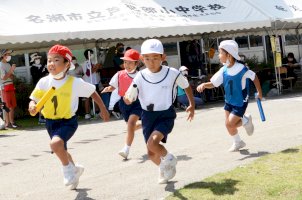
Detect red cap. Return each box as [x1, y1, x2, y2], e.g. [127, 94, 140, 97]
[121, 49, 140, 61]
[48, 44, 75, 70]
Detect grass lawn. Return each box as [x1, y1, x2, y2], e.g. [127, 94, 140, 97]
[167, 146, 302, 200]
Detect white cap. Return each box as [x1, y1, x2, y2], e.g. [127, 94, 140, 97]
[219, 40, 241, 61]
[141, 39, 163, 55]
[179, 66, 188, 71]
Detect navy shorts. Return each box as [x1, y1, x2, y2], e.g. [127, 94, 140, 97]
[224, 102, 248, 117]
[141, 106, 176, 144]
[119, 98, 142, 122]
[45, 116, 78, 150]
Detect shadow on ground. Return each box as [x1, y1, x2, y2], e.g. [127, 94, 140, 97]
[170, 179, 239, 199]
[281, 148, 299, 154]
[238, 150, 269, 161]
[75, 188, 95, 200]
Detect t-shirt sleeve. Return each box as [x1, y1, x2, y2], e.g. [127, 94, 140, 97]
[29, 79, 45, 102]
[210, 67, 224, 87]
[244, 70, 256, 81]
[74, 78, 96, 97]
[109, 72, 119, 88]
[176, 74, 189, 89]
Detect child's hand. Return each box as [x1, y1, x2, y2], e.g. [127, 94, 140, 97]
[101, 87, 111, 93]
[28, 103, 37, 116]
[186, 105, 194, 121]
[256, 92, 263, 100]
[99, 109, 110, 122]
[196, 83, 206, 93]
[123, 97, 132, 105]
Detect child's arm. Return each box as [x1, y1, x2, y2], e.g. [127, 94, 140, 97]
[28, 100, 37, 116]
[101, 85, 116, 93]
[1, 64, 16, 80]
[90, 91, 110, 121]
[253, 75, 263, 100]
[196, 82, 215, 93]
[184, 86, 195, 121]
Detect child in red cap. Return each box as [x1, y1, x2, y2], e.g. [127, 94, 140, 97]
[28, 44, 110, 189]
[102, 49, 142, 159]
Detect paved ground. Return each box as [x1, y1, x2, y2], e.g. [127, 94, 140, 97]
[1, 92, 302, 200]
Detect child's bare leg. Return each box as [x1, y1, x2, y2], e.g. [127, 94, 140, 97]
[67, 152, 75, 165]
[84, 98, 90, 114]
[50, 136, 69, 166]
[147, 131, 167, 165]
[135, 123, 142, 131]
[126, 115, 140, 146]
[8, 108, 14, 124]
[225, 111, 242, 136]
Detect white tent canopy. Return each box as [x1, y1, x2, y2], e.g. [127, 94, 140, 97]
[0, 0, 272, 50]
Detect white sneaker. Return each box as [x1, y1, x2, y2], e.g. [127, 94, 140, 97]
[160, 154, 177, 183]
[84, 114, 91, 120]
[63, 164, 76, 186]
[228, 140, 246, 152]
[118, 149, 129, 159]
[69, 164, 84, 190]
[158, 166, 168, 184]
[243, 114, 254, 136]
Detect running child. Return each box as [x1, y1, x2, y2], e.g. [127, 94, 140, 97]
[125, 39, 195, 184]
[101, 49, 142, 159]
[196, 40, 262, 152]
[28, 44, 110, 189]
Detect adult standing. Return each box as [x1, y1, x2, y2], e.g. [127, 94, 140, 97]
[0, 49, 18, 128]
[30, 53, 48, 85]
[81, 49, 102, 119]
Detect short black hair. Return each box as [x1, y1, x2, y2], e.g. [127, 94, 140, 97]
[116, 43, 124, 48]
[84, 49, 93, 59]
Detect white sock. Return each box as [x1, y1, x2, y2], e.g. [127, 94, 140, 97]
[232, 133, 241, 143]
[124, 145, 130, 152]
[63, 162, 74, 170]
[241, 116, 248, 126]
[161, 152, 172, 161]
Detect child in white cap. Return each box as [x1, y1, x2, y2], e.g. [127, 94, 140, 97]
[28, 44, 110, 189]
[102, 49, 142, 159]
[125, 39, 195, 184]
[197, 40, 263, 152]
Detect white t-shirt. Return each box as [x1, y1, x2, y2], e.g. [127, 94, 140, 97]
[30, 75, 95, 116]
[210, 63, 256, 89]
[82, 60, 100, 84]
[0, 62, 14, 86]
[133, 66, 189, 111]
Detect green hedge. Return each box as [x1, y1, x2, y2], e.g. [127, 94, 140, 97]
[14, 77, 35, 119]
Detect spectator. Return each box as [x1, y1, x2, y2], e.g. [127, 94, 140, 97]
[68, 56, 83, 78]
[113, 43, 125, 71]
[0, 49, 18, 128]
[81, 49, 102, 119]
[30, 53, 48, 124]
[282, 52, 298, 87]
[30, 53, 48, 85]
[177, 66, 204, 109]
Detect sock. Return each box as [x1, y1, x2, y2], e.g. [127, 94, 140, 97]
[124, 145, 130, 152]
[161, 152, 172, 161]
[232, 133, 241, 143]
[241, 116, 248, 126]
[63, 162, 74, 170]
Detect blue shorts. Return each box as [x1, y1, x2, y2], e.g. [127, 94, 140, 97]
[224, 102, 248, 117]
[141, 106, 176, 144]
[119, 98, 142, 122]
[45, 116, 78, 150]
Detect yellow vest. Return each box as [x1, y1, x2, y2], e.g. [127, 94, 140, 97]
[32, 76, 74, 119]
